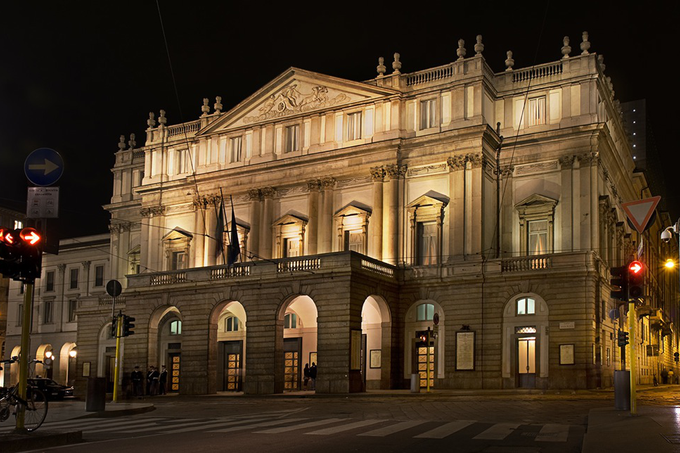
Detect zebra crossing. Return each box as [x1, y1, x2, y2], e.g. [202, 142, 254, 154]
[0, 414, 575, 443]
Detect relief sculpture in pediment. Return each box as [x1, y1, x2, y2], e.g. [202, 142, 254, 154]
[243, 84, 350, 123]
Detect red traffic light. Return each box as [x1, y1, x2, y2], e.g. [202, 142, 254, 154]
[0, 228, 18, 245]
[629, 261, 643, 274]
[19, 227, 41, 246]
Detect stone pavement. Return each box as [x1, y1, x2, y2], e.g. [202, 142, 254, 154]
[1, 387, 679, 452]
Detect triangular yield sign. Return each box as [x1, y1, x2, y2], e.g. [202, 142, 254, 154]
[622, 196, 661, 233]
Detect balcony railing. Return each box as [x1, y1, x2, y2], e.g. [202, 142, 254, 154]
[501, 255, 552, 272]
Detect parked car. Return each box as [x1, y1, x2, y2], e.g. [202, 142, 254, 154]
[28, 378, 74, 400]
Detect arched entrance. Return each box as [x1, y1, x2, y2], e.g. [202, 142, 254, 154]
[279, 295, 317, 392]
[155, 308, 183, 393]
[361, 295, 392, 390]
[35, 344, 53, 379]
[59, 342, 77, 385]
[404, 300, 446, 389]
[502, 294, 549, 388]
[215, 302, 247, 392]
[97, 323, 117, 392]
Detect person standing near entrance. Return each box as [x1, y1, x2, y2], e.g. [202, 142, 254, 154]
[310, 362, 317, 390]
[159, 365, 168, 395]
[131, 365, 143, 398]
[303, 363, 310, 389]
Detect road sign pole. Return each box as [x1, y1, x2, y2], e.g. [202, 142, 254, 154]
[15, 283, 34, 432]
[113, 312, 123, 403]
[629, 301, 637, 415]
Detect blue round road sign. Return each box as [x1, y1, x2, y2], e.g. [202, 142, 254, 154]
[24, 148, 64, 186]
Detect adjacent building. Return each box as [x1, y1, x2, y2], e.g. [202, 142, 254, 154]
[75, 33, 679, 395]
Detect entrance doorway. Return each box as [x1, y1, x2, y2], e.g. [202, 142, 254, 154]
[283, 338, 301, 391]
[517, 337, 536, 388]
[104, 347, 115, 393]
[415, 331, 435, 389]
[219, 341, 243, 391]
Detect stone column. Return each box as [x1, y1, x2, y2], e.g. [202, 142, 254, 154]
[559, 156, 575, 253]
[307, 180, 321, 255]
[248, 189, 261, 260]
[447, 156, 465, 260]
[466, 154, 483, 256]
[370, 167, 385, 260]
[318, 178, 335, 254]
[500, 166, 514, 258]
[205, 203, 217, 266]
[382, 165, 400, 265]
[260, 187, 276, 259]
[192, 196, 208, 268]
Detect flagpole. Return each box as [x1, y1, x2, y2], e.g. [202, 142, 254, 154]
[228, 194, 241, 266]
[216, 188, 227, 264]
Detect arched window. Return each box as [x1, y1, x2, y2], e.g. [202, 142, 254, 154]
[284, 313, 297, 329]
[416, 303, 434, 321]
[516, 297, 536, 316]
[169, 320, 182, 335]
[225, 316, 239, 332]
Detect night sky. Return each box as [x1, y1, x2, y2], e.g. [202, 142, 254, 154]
[1, 2, 678, 239]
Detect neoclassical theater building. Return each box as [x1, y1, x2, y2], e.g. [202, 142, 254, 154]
[76, 34, 679, 395]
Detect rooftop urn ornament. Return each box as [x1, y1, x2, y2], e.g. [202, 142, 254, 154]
[214, 96, 223, 113]
[201, 98, 210, 116]
[376, 56, 386, 78]
[392, 53, 401, 75]
[159, 109, 167, 126]
[561, 36, 571, 59]
[474, 35, 484, 55]
[580, 31, 591, 55]
[118, 135, 126, 151]
[457, 39, 466, 60]
[505, 50, 514, 71]
[128, 133, 136, 149]
[147, 112, 156, 128]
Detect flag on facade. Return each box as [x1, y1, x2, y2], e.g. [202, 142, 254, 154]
[227, 195, 240, 266]
[215, 196, 225, 258]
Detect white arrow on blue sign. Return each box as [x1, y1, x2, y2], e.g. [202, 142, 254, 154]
[24, 147, 64, 186]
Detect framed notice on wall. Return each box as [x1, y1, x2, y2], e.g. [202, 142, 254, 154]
[560, 344, 575, 365]
[370, 350, 381, 369]
[456, 331, 475, 371]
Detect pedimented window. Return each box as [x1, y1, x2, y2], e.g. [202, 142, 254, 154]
[407, 193, 448, 265]
[273, 213, 308, 258]
[162, 227, 193, 270]
[335, 203, 371, 254]
[515, 194, 557, 256]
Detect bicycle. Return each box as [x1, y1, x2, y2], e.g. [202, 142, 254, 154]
[0, 357, 48, 432]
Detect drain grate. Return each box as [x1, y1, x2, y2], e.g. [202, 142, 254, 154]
[661, 434, 680, 444]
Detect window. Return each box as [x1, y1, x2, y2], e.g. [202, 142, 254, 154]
[284, 313, 297, 329]
[335, 205, 370, 255]
[283, 237, 300, 258]
[274, 214, 307, 259]
[230, 136, 243, 162]
[527, 96, 546, 126]
[171, 251, 187, 270]
[68, 299, 77, 322]
[170, 320, 182, 335]
[14, 220, 23, 229]
[284, 125, 299, 153]
[225, 316, 239, 332]
[420, 99, 436, 129]
[417, 222, 438, 265]
[528, 220, 548, 255]
[347, 112, 362, 140]
[176, 149, 189, 174]
[128, 247, 141, 274]
[46, 271, 55, 292]
[69, 268, 79, 289]
[344, 230, 363, 252]
[94, 265, 104, 287]
[17, 304, 22, 326]
[517, 297, 536, 315]
[43, 300, 53, 324]
[416, 303, 434, 321]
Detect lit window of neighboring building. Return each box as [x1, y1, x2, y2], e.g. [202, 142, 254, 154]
[170, 320, 182, 335]
[46, 271, 55, 292]
[14, 220, 23, 229]
[516, 297, 536, 315]
[69, 268, 79, 289]
[347, 112, 362, 140]
[416, 303, 434, 321]
[94, 265, 104, 287]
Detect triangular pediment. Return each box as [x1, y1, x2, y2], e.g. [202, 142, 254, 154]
[515, 194, 558, 208]
[407, 192, 449, 209]
[199, 67, 400, 134]
[273, 212, 308, 226]
[335, 201, 372, 218]
[162, 227, 193, 241]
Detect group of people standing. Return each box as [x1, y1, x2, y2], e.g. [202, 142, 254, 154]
[131, 365, 167, 397]
[303, 362, 317, 390]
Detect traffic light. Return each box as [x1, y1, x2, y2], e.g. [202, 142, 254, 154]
[122, 315, 135, 337]
[628, 260, 644, 300]
[675, 352, 679, 363]
[0, 227, 43, 282]
[617, 329, 629, 347]
[610, 266, 628, 301]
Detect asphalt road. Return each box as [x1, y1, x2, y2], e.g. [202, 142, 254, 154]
[12, 387, 680, 453]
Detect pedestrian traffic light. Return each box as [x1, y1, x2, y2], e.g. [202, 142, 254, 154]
[0, 227, 43, 282]
[610, 266, 628, 301]
[122, 315, 135, 337]
[628, 260, 644, 300]
[617, 329, 629, 347]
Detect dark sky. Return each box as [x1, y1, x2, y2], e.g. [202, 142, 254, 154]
[1, 2, 678, 239]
